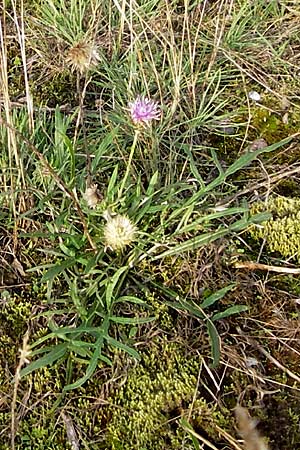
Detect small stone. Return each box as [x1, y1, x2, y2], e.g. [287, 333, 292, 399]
[280, 96, 290, 111]
[248, 91, 261, 102]
[245, 357, 259, 368]
[282, 112, 289, 124]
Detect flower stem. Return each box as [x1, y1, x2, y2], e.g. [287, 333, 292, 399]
[118, 129, 139, 199]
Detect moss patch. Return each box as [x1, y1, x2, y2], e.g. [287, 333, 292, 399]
[249, 196, 300, 262]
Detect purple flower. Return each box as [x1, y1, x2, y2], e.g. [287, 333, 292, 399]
[128, 96, 161, 125]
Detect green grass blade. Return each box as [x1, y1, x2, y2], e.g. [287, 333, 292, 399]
[164, 300, 205, 320]
[174, 207, 248, 236]
[200, 284, 236, 309]
[153, 228, 229, 260]
[210, 148, 224, 176]
[146, 171, 159, 196]
[63, 336, 103, 391]
[41, 258, 76, 282]
[206, 320, 221, 368]
[105, 336, 140, 360]
[106, 164, 119, 201]
[109, 315, 156, 325]
[224, 135, 295, 178]
[182, 145, 205, 187]
[91, 128, 118, 171]
[114, 295, 149, 306]
[212, 305, 248, 321]
[105, 266, 128, 310]
[180, 418, 201, 450]
[205, 135, 295, 192]
[20, 343, 68, 378]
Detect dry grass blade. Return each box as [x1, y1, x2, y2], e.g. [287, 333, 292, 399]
[61, 411, 80, 450]
[0, 0, 26, 251]
[237, 328, 300, 385]
[11, 331, 30, 450]
[180, 424, 219, 450]
[11, 0, 34, 132]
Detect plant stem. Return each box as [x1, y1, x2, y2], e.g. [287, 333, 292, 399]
[118, 129, 140, 200]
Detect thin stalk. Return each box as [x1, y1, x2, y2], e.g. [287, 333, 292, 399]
[118, 129, 139, 199]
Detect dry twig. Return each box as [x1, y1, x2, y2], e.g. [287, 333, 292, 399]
[234, 261, 300, 274]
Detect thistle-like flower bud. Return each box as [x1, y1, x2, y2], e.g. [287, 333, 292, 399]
[83, 184, 101, 209]
[66, 40, 100, 73]
[103, 213, 137, 251]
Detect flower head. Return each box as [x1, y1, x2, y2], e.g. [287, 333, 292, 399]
[66, 40, 100, 73]
[103, 213, 137, 251]
[83, 184, 101, 209]
[128, 96, 161, 126]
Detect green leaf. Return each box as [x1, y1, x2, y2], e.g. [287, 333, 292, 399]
[63, 336, 103, 391]
[105, 266, 128, 309]
[173, 204, 195, 235]
[212, 305, 248, 321]
[182, 145, 205, 187]
[225, 135, 294, 178]
[69, 343, 91, 358]
[129, 326, 138, 338]
[205, 134, 295, 192]
[105, 335, 140, 360]
[52, 324, 104, 337]
[59, 242, 75, 257]
[146, 171, 159, 196]
[29, 325, 104, 350]
[114, 295, 148, 306]
[110, 315, 156, 325]
[99, 354, 113, 366]
[200, 284, 236, 309]
[107, 164, 119, 200]
[210, 148, 224, 176]
[156, 209, 274, 260]
[164, 300, 204, 320]
[249, 211, 272, 224]
[20, 343, 68, 378]
[180, 418, 201, 450]
[91, 128, 117, 171]
[153, 228, 229, 260]
[41, 258, 76, 282]
[63, 134, 75, 182]
[173, 207, 248, 236]
[149, 280, 180, 300]
[206, 320, 221, 368]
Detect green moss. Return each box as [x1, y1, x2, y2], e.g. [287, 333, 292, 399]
[275, 178, 300, 197]
[29, 72, 77, 107]
[0, 292, 32, 354]
[251, 104, 300, 144]
[249, 196, 300, 262]
[143, 290, 174, 330]
[104, 340, 230, 450]
[256, 391, 300, 450]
